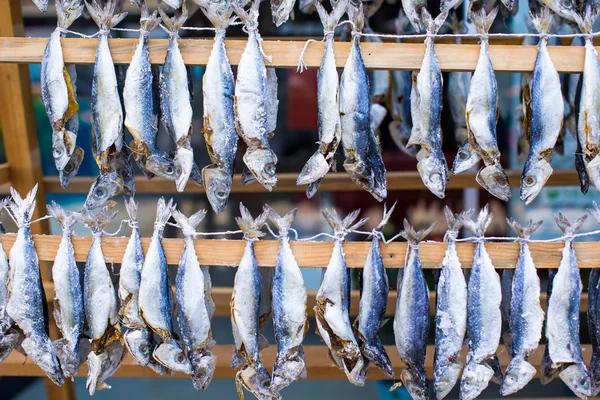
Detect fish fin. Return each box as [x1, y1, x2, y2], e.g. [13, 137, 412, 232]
[506, 218, 543, 239]
[529, 5, 553, 35]
[56, 0, 84, 29]
[47, 201, 78, 231]
[152, 197, 174, 228]
[469, 6, 498, 34]
[265, 205, 297, 235]
[579, 3, 600, 34]
[235, 203, 267, 239]
[85, 0, 128, 31]
[315, 0, 348, 31]
[137, 2, 161, 32]
[460, 204, 493, 236]
[553, 212, 588, 236]
[423, 9, 449, 34]
[321, 208, 367, 233]
[158, 3, 188, 32]
[171, 207, 207, 236]
[231, 0, 259, 28]
[124, 197, 138, 223]
[76, 202, 118, 234]
[375, 202, 397, 231]
[400, 219, 436, 243]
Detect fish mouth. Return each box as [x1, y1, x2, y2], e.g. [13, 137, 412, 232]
[59, 146, 84, 188]
[189, 350, 217, 390]
[124, 328, 153, 367]
[203, 166, 232, 214]
[297, 151, 329, 186]
[174, 147, 194, 192]
[500, 357, 536, 396]
[153, 340, 192, 374]
[236, 363, 278, 399]
[459, 361, 494, 400]
[417, 154, 448, 199]
[520, 159, 553, 205]
[144, 152, 178, 181]
[476, 163, 511, 202]
[452, 142, 481, 174]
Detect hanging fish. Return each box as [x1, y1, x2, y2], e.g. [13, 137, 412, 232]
[433, 207, 468, 400]
[545, 213, 591, 399]
[540, 268, 559, 384]
[77, 204, 125, 394]
[84, 0, 128, 209]
[587, 202, 600, 396]
[573, 73, 591, 194]
[403, 0, 427, 31]
[118, 198, 165, 375]
[500, 219, 545, 396]
[339, 4, 387, 201]
[392, 220, 435, 399]
[296, 0, 347, 198]
[265, 205, 308, 394]
[196, 0, 238, 212]
[47, 202, 85, 379]
[464, 7, 511, 202]
[500, 268, 513, 355]
[171, 207, 217, 390]
[520, 7, 564, 204]
[138, 198, 192, 374]
[407, 9, 449, 198]
[230, 204, 278, 400]
[271, 0, 296, 26]
[355, 203, 395, 378]
[315, 208, 368, 386]
[41, 0, 84, 186]
[537, 0, 583, 24]
[233, 0, 279, 191]
[459, 205, 502, 400]
[5, 186, 63, 385]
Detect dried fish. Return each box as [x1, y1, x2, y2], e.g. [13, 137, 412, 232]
[540, 267, 559, 384]
[403, 0, 427, 31]
[171, 207, 217, 390]
[6, 186, 63, 385]
[271, 0, 296, 26]
[500, 219, 544, 396]
[315, 208, 368, 386]
[433, 207, 467, 400]
[459, 205, 502, 400]
[392, 220, 435, 399]
[355, 204, 395, 378]
[538, 0, 583, 24]
[231, 204, 278, 400]
[266, 205, 308, 393]
[588, 203, 600, 395]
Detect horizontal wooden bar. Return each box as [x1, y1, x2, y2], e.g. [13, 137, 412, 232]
[39, 169, 579, 195]
[0, 344, 590, 379]
[2, 234, 600, 269]
[0, 37, 596, 72]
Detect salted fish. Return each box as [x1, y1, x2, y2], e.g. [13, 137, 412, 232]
[500, 219, 545, 395]
[230, 204, 278, 400]
[315, 208, 368, 386]
[544, 213, 591, 399]
[433, 207, 467, 399]
[339, 4, 387, 202]
[138, 198, 192, 374]
[266, 205, 309, 394]
[587, 202, 600, 395]
[403, 0, 427, 31]
[408, 9, 449, 199]
[118, 198, 165, 375]
[540, 267, 559, 384]
[171, 207, 217, 390]
[464, 7, 511, 202]
[196, 0, 238, 213]
[537, 0, 582, 24]
[233, 0, 279, 191]
[459, 205, 502, 400]
[271, 0, 296, 26]
[296, 0, 347, 198]
[5, 186, 63, 385]
[355, 203, 395, 379]
[392, 220, 435, 399]
[47, 202, 85, 379]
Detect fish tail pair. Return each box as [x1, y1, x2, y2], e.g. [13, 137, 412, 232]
[315, 0, 348, 31]
[46, 201, 78, 231]
[171, 207, 207, 236]
[321, 208, 368, 235]
[85, 0, 127, 32]
[470, 6, 498, 35]
[506, 217, 543, 239]
[554, 212, 587, 237]
[236, 203, 269, 240]
[196, 0, 236, 29]
[76, 202, 118, 235]
[459, 204, 492, 237]
[159, 4, 188, 33]
[265, 205, 296, 236]
[399, 218, 436, 244]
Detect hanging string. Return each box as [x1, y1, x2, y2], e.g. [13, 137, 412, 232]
[102, 219, 129, 237]
[297, 20, 357, 73]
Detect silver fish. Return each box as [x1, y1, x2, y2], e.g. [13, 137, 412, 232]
[138, 198, 192, 374]
[403, 0, 428, 31]
[266, 205, 308, 393]
[47, 202, 85, 379]
[77, 203, 125, 394]
[538, 0, 583, 24]
[119, 198, 165, 375]
[433, 207, 468, 400]
[459, 205, 502, 400]
[171, 207, 217, 390]
[196, 0, 238, 213]
[500, 219, 545, 396]
[465, 7, 511, 202]
[231, 204, 278, 400]
[296, 0, 347, 198]
[271, 0, 296, 26]
[233, 0, 278, 191]
[588, 202, 600, 395]
[340, 4, 387, 202]
[407, 9, 449, 198]
[355, 203, 395, 378]
[392, 220, 435, 399]
[540, 267, 559, 385]
[315, 208, 368, 386]
[520, 8, 564, 204]
[545, 213, 591, 399]
[5, 186, 63, 385]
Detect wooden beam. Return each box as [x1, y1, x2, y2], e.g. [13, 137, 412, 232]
[0, 344, 590, 380]
[39, 169, 579, 195]
[2, 234, 600, 269]
[0, 37, 595, 72]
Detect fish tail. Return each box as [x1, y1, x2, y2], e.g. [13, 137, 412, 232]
[154, 197, 174, 228]
[124, 197, 138, 223]
[588, 201, 600, 224]
[553, 212, 588, 236]
[235, 203, 268, 239]
[506, 217, 543, 239]
[443, 206, 466, 232]
[459, 204, 493, 237]
[321, 208, 368, 233]
[85, 0, 127, 31]
[265, 205, 297, 235]
[470, 6, 498, 35]
[46, 201, 78, 231]
[56, 0, 84, 29]
[170, 207, 207, 235]
[8, 184, 38, 225]
[76, 202, 118, 233]
[530, 5, 553, 35]
[375, 202, 397, 231]
[580, 3, 600, 34]
[399, 219, 436, 244]
[315, 0, 348, 31]
[158, 3, 188, 33]
[231, 0, 260, 28]
[197, 0, 236, 29]
[136, 1, 161, 33]
[347, 2, 365, 32]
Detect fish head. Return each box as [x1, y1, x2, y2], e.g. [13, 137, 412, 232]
[144, 152, 178, 181]
[53, 337, 81, 378]
[587, 155, 600, 192]
[59, 146, 84, 188]
[52, 130, 76, 171]
[400, 368, 428, 399]
[272, 1, 295, 26]
[459, 362, 494, 400]
[86, 351, 108, 395]
[189, 352, 217, 390]
[559, 363, 592, 398]
[203, 166, 233, 214]
[433, 360, 462, 399]
[297, 152, 329, 186]
[417, 154, 448, 198]
[476, 163, 511, 201]
[243, 148, 278, 191]
[236, 363, 277, 400]
[124, 329, 152, 367]
[452, 142, 481, 174]
[500, 358, 536, 396]
[84, 171, 123, 210]
[174, 147, 194, 192]
[520, 158, 552, 205]
[20, 337, 64, 386]
[153, 341, 192, 374]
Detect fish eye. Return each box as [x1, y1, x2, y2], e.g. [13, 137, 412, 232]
[94, 188, 105, 198]
[429, 173, 441, 183]
[175, 352, 186, 364]
[525, 175, 536, 187]
[139, 344, 149, 354]
[264, 163, 275, 176]
[216, 190, 227, 199]
[165, 166, 174, 175]
[262, 379, 271, 388]
[53, 148, 63, 157]
[458, 150, 469, 160]
[64, 163, 73, 173]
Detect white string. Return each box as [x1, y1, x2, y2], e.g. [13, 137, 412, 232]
[58, 28, 99, 38]
[29, 215, 52, 226]
[191, 229, 244, 237]
[102, 219, 128, 237]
